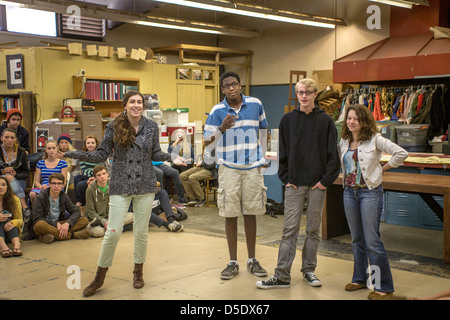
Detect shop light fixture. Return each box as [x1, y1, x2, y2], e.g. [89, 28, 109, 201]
[153, 0, 346, 29]
[369, 0, 429, 9]
[0, 0, 261, 37]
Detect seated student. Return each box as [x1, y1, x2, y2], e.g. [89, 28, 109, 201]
[0, 128, 31, 218]
[149, 188, 184, 232]
[85, 165, 132, 238]
[168, 129, 194, 173]
[29, 140, 68, 205]
[0, 108, 30, 153]
[179, 147, 217, 207]
[58, 133, 80, 184]
[32, 173, 89, 243]
[74, 135, 103, 207]
[152, 161, 187, 204]
[0, 176, 23, 257]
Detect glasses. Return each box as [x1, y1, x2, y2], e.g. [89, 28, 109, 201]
[296, 90, 316, 96]
[50, 182, 64, 186]
[222, 82, 240, 90]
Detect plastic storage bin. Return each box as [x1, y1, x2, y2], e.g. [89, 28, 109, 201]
[395, 124, 429, 152]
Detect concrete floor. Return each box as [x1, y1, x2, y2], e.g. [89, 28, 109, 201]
[1, 205, 449, 301]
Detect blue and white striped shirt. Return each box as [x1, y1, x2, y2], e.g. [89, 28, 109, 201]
[36, 159, 68, 186]
[204, 94, 268, 169]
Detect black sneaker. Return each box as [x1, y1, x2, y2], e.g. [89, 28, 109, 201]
[247, 259, 268, 277]
[256, 276, 290, 289]
[195, 199, 207, 207]
[303, 272, 322, 287]
[221, 262, 239, 280]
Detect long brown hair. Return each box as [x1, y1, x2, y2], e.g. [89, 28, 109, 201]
[341, 104, 379, 143]
[113, 90, 144, 146]
[0, 176, 17, 214]
[82, 134, 99, 151]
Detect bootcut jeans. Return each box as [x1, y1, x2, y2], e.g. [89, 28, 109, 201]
[97, 193, 155, 268]
[274, 186, 326, 282]
[343, 185, 394, 293]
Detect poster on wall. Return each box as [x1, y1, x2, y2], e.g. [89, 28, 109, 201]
[6, 54, 24, 89]
[35, 128, 49, 153]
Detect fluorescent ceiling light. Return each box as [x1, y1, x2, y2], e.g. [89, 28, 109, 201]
[154, 0, 345, 29]
[370, 0, 413, 9]
[0, 0, 260, 37]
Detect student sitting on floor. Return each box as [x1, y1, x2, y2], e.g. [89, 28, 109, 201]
[58, 133, 80, 184]
[74, 135, 103, 207]
[149, 188, 184, 232]
[29, 140, 68, 205]
[32, 173, 89, 243]
[85, 165, 132, 237]
[0, 176, 23, 257]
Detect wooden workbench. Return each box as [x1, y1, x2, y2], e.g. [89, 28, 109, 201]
[322, 172, 450, 263]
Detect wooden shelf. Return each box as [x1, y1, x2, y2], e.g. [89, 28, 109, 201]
[73, 76, 140, 117]
[152, 44, 252, 95]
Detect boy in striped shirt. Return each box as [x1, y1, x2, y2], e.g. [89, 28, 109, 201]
[204, 71, 268, 280]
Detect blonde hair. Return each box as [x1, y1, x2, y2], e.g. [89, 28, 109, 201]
[295, 78, 318, 93]
[44, 140, 58, 159]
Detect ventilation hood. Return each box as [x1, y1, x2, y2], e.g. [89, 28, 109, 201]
[333, 0, 450, 83]
[333, 33, 450, 83]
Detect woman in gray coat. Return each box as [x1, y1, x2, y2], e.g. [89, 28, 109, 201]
[59, 90, 186, 297]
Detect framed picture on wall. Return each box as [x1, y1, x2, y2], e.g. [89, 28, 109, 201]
[6, 54, 24, 89]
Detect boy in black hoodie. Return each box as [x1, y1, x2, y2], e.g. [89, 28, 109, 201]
[257, 78, 340, 289]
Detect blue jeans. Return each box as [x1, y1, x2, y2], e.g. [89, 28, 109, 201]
[343, 185, 394, 293]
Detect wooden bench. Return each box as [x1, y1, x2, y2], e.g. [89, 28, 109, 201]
[322, 172, 450, 263]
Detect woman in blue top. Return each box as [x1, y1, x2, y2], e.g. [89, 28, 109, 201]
[339, 104, 408, 300]
[29, 140, 68, 205]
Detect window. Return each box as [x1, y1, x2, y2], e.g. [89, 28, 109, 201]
[0, 5, 105, 41]
[5, 6, 57, 37]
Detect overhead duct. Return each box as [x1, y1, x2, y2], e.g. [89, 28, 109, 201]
[333, 0, 450, 83]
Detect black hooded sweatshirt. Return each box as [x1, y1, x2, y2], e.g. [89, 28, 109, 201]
[278, 105, 340, 188]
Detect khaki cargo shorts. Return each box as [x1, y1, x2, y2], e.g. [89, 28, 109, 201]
[217, 164, 267, 218]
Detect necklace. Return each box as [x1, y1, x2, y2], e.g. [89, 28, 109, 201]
[2, 145, 15, 164]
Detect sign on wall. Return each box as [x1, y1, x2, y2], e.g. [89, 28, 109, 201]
[6, 54, 24, 89]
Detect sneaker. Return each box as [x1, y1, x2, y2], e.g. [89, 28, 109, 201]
[187, 200, 198, 207]
[303, 272, 322, 287]
[178, 198, 189, 205]
[39, 234, 55, 244]
[256, 276, 290, 289]
[221, 262, 239, 280]
[247, 259, 268, 277]
[22, 207, 31, 219]
[168, 220, 184, 232]
[195, 199, 207, 207]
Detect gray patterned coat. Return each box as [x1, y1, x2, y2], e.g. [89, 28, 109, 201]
[66, 117, 171, 195]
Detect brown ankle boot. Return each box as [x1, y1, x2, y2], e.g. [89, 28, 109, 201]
[83, 266, 108, 297]
[133, 263, 144, 289]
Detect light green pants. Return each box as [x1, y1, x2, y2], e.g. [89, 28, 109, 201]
[97, 193, 155, 268]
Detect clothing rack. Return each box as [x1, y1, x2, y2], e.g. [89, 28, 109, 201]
[338, 83, 450, 139]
